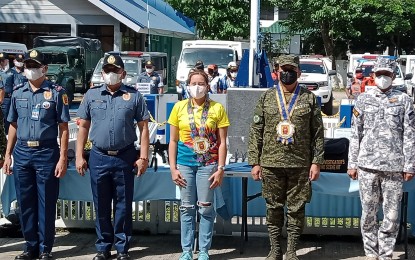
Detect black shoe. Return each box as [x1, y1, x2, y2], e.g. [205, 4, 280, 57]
[92, 251, 111, 260]
[39, 252, 53, 259]
[15, 252, 35, 260]
[117, 252, 131, 260]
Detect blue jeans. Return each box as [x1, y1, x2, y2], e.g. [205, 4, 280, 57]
[178, 164, 217, 252]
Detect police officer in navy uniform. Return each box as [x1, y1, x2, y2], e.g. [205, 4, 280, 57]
[76, 55, 150, 260]
[3, 49, 70, 260]
[138, 60, 164, 94]
[0, 51, 15, 134]
[4, 53, 28, 134]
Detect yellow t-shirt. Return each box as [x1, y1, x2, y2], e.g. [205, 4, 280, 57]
[168, 99, 230, 166]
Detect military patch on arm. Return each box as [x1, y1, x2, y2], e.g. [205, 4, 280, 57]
[353, 107, 360, 117]
[62, 94, 69, 105]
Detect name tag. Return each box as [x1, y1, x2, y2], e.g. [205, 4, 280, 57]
[31, 104, 40, 120]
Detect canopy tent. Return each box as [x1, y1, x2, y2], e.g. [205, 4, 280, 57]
[88, 0, 196, 39]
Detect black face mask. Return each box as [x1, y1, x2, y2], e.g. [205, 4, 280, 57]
[279, 70, 298, 85]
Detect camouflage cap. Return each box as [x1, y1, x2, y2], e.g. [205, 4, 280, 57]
[24, 49, 47, 65]
[373, 57, 396, 73]
[103, 54, 124, 69]
[277, 54, 299, 68]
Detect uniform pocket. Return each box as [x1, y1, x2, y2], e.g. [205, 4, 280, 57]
[363, 103, 378, 128]
[386, 105, 403, 129]
[91, 101, 107, 120]
[16, 100, 29, 117]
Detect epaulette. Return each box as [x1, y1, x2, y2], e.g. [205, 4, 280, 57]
[13, 83, 25, 91]
[52, 84, 64, 92]
[125, 84, 136, 90]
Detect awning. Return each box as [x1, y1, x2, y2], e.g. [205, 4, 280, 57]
[261, 21, 288, 34]
[88, 0, 196, 39]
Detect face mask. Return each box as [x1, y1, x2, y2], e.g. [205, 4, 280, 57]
[375, 75, 392, 90]
[14, 61, 24, 68]
[103, 72, 122, 85]
[230, 72, 238, 78]
[355, 72, 363, 79]
[25, 68, 44, 81]
[146, 68, 154, 74]
[187, 85, 207, 99]
[279, 70, 298, 85]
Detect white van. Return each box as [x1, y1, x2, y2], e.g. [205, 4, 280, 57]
[175, 40, 249, 92]
[0, 41, 27, 57]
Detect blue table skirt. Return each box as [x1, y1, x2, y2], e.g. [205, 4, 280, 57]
[2, 163, 415, 235]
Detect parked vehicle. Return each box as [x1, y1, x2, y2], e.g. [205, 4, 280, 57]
[33, 36, 103, 101]
[398, 55, 415, 102]
[90, 51, 168, 91]
[175, 40, 249, 94]
[347, 54, 412, 97]
[0, 41, 27, 57]
[298, 55, 337, 115]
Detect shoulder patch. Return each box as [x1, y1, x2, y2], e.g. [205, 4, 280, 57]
[253, 115, 261, 123]
[62, 93, 69, 105]
[353, 108, 360, 117]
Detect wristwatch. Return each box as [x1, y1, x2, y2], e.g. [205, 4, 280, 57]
[218, 165, 225, 171]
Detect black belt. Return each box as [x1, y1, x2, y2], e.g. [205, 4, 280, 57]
[17, 139, 58, 148]
[93, 143, 135, 156]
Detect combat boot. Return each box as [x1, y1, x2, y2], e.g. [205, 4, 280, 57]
[285, 234, 299, 260]
[265, 247, 282, 260]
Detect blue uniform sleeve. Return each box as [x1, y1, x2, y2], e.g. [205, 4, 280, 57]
[135, 92, 150, 122]
[7, 92, 18, 123]
[0, 72, 5, 89]
[77, 91, 91, 120]
[55, 89, 70, 123]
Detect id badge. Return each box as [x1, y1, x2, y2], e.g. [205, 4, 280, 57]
[31, 104, 40, 120]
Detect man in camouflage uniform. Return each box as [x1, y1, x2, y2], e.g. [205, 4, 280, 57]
[248, 54, 324, 260]
[348, 57, 415, 260]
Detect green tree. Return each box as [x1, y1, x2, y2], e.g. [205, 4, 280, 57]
[271, 0, 364, 68]
[165, 0, 250, 40]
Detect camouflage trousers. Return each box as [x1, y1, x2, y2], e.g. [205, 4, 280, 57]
[358, 167, 404, 260]
[261, 167, 311, 259]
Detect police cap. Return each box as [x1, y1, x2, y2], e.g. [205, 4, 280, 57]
[15, 53, 25, 62]
[103, 54, 124, 69]
[194, 60, 204, 70]
[0, 52, 8, 61]
[24, 49, 47, 65]
[145, 60, 154, 67]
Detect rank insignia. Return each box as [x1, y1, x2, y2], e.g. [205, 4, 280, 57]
[389, 98, 397, 103]
[62, 94, 69, 105]
[353, 108, 360, 117]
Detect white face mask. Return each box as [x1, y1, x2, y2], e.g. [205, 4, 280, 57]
[187, 85, 207, 99]
[375, 75, 393, 90]
[14, 61, 24, 68]
[230, 72, 238, 78]
[146, 68, 154, 74]
[103, 72, 122, 85]
[25, 68, 44, 81]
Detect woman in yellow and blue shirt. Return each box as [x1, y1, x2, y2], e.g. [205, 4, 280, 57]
[168, 71, 230, 260]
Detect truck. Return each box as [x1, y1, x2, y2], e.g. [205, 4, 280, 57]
[175, 40, 249, 93]
[33, 36, 103, 101]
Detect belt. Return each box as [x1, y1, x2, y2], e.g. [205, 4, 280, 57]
[17, 139, 58, 148]
[93, 143, 135, 156]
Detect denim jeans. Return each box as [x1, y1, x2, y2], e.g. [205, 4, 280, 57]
[178, 164, 217, 252]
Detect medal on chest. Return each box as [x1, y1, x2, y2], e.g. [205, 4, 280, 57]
[275, 84, 301, 145]
[187, 98, 214, 162]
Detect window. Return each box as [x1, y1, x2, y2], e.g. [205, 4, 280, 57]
[260, 4, 275, 21]
[78, 25, 114, 52]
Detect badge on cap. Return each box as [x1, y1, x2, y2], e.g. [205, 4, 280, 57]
[62, 94, 69, 105]
[44, 91, 52, 100]
[42, 101, 51, 109]
[0, 53, 3, 58]
[30, 50, 38, 58]
[123, 93, 131, 101]
[18, 54, 23, 59]
[107, 55, 116, 64]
